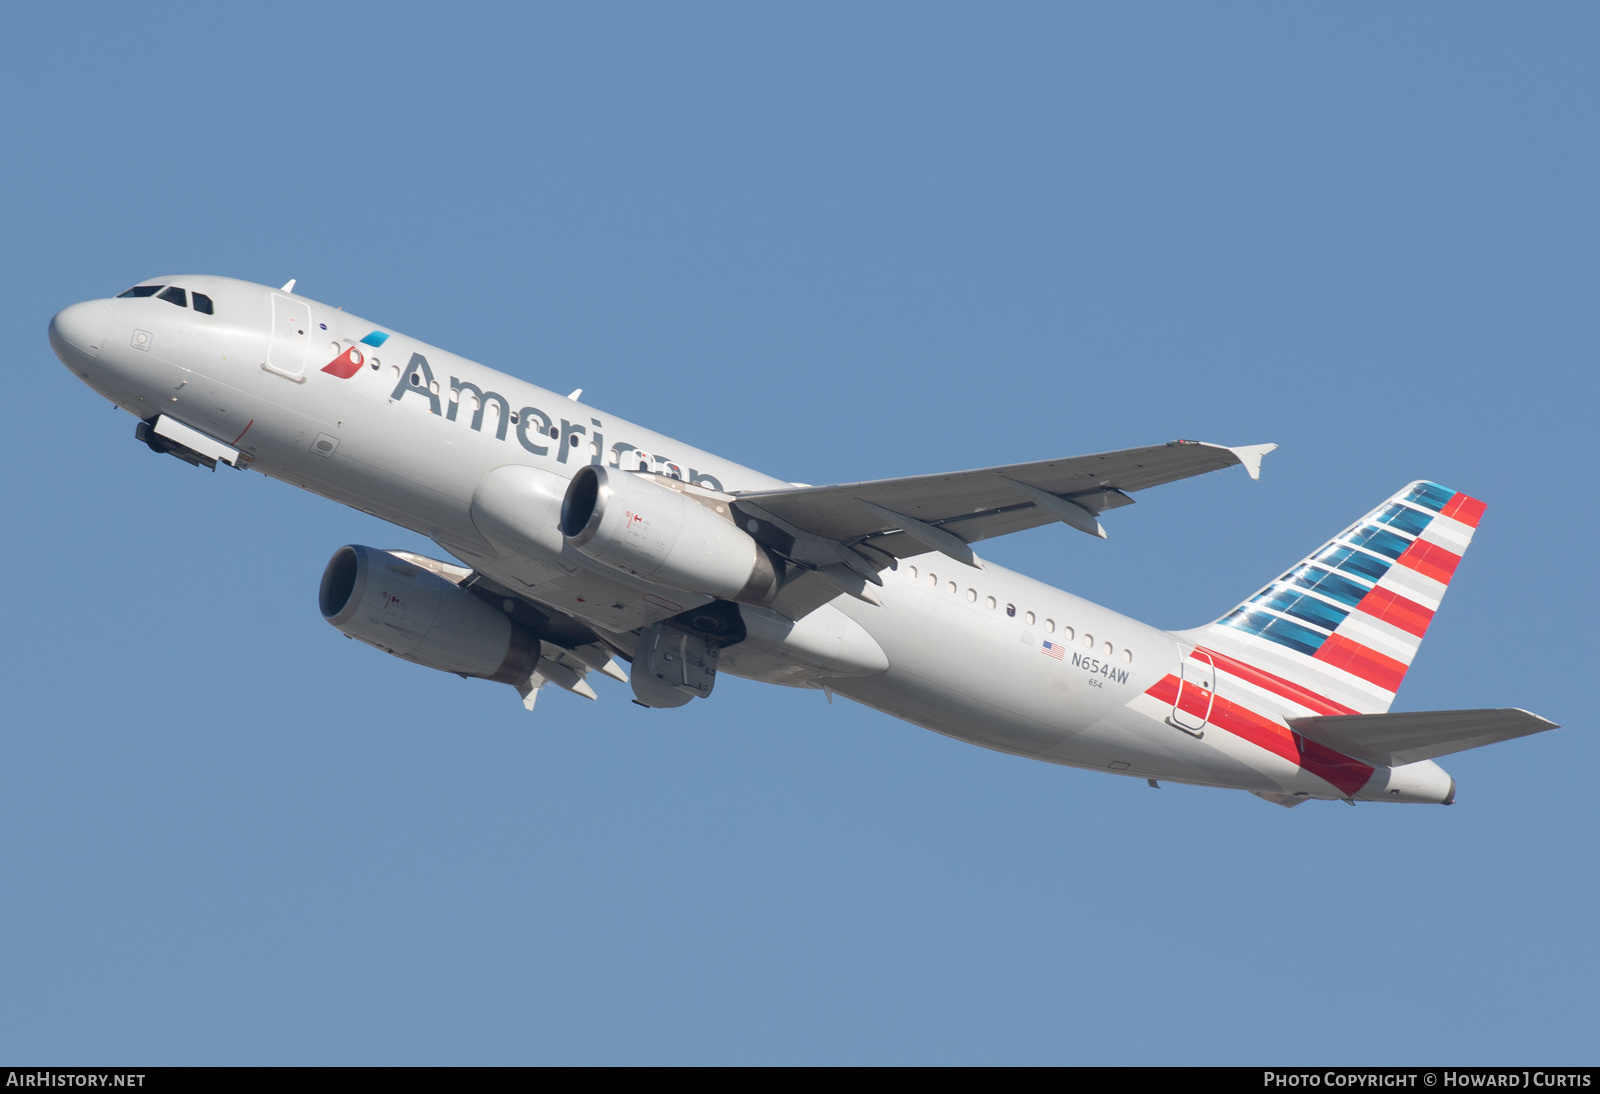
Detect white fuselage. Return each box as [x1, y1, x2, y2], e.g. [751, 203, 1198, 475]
[48, 275, 1454, 804]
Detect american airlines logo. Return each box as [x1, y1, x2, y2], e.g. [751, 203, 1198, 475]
[321, 331, 391, 379]
[334, 348, 726, 492]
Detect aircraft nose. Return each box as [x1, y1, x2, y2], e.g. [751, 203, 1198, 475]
[48, 300, 109, 367]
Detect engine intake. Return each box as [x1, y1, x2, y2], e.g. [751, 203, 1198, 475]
[559, 466, 784, 607]
[319, 545, 540, 683]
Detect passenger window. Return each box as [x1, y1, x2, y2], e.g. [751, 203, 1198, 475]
[907, 566, 918, 580]
[986, 596, 996, 610]
[1062, 627, 1074, 641]
[947, 581, 957, 595]
[1045, 619, 1055, 633]
[966, 588, 976, 603]
[191, 292, 214, 314]
[1025, 611, 1035, 625]
[1005, 604, 1016, 617]
[158, 286, 187, 308]
[926, 573, 937, 587]
[117, 285, 163, 298]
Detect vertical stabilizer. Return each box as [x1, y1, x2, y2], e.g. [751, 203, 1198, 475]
[1185, 481, 1485, 715]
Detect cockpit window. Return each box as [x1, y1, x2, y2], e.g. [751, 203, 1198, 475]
[158, 286, 188, 308]
[192, 292, 214, 315]
[117, 285, 164, 298]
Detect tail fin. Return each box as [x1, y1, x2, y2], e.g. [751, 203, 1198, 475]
[1187, 481, 1485, 715]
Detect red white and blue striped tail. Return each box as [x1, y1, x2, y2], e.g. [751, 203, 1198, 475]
[1186, 481, 1485, 716]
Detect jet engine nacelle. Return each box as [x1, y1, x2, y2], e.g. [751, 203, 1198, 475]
[318, 545, 540, 683]
[559, 466, 784, 607]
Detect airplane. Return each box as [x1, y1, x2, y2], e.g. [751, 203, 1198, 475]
[47, 275, 1559, 807]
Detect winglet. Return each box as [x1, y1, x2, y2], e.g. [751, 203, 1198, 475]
[1228, 443, 1277, 481]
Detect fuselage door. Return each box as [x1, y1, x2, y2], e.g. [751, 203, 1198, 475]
[265, 293, 311, 381]
[1170, 647, 1216, 735]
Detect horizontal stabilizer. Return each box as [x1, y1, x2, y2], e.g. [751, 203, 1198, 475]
[1288, 708, 1558, 767]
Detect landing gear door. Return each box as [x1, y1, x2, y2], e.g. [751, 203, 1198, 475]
[265, 293, 311, 381]
[631, 622, 719, 708]
[1169, 647, 1216, 736]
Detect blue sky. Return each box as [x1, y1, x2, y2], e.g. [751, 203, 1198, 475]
[1, 3, 1594, 1064]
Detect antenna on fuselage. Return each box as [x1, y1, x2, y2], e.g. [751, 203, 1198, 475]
[280, 279, 297, 293]
[566, 388, 583, 401]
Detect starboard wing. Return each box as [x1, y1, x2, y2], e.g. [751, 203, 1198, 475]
[729, 439, 1274, 619]
[733, 439, 1274, 564]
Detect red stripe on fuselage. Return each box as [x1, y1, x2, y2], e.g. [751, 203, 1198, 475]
[1193, 646, 1358, 716]
[1145, 674, 1374, 796]
[1440, 492, 1487, 528]
[1353, 585, 1434, 638]
[1291, 732, 1376, 797]
[1313, 633, 1407, 692]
